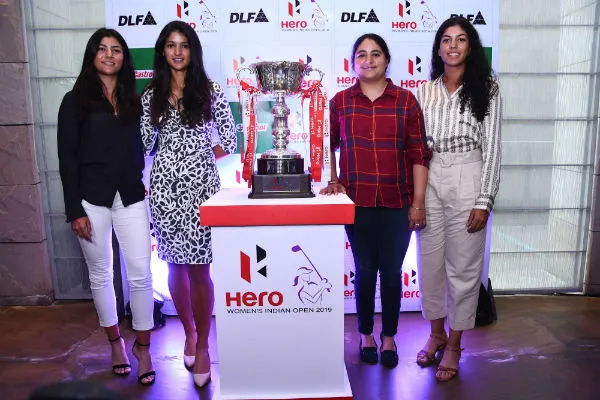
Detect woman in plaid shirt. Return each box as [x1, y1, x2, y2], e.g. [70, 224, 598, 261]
[320, 33, 431, 368]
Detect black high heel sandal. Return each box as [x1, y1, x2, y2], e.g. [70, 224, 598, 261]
[132, 340, 156, 386]
[379, 332, 399, 368]
[108, 335, 131, 376]
[359, 335, 378, 364]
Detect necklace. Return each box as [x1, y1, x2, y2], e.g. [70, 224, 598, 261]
[169, 93, 183, 111]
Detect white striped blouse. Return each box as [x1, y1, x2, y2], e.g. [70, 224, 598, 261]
[416, 76, 502, 212]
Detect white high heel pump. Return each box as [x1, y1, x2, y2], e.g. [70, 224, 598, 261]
[193, 370, 211, 387]
[183, 355, 195, 370]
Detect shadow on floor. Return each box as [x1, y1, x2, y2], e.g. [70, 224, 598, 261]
[1, 296, 600, 400]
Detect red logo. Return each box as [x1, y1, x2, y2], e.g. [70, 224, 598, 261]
[233, 56, 246, 73]
[240, 245, 267, 283]
[288, 0, 300, 17]
[398, 1, 411, 17]
[344, 271, 355, 287]
[408, 56, 422, 75]
[403, 269, 417, 286]
[176, 1, 189, 18]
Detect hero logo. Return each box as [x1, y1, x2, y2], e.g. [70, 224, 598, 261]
[176, 1, 190, 18]
[398, 1, 411, 17]
[408, 56, 422, 75]
[393, 1, 438, 31]
[400, 56, 427, 89]
[230, 8, 269, 23]
[226, 245, 284, 307]
[402, 269, 420, 298]
[282, 0, 328, 30]
[118, 11, 157, 26]
[227, 56, 254, 87]
[340, 8, 380, 23]
[336, 58, 358, 87]
[299, 55, 321, 90]
[177, 1, 217, 31]
[451, 11, 486, 25]
[344, 271, 355, 297]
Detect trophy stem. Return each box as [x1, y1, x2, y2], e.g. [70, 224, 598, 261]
[272, 91, 290, 152]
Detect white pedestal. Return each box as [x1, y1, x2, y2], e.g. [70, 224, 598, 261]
[201, 188, 354, 400]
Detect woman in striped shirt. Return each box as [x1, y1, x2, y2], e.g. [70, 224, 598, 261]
[415, 16, 502, 382]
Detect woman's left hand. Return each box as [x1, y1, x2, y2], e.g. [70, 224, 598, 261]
[466, 209, 490, 233]
[408, 206, 426, 231]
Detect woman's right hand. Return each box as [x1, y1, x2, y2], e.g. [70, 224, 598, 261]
[319, 182, 347, 195]
[72, 216, 92, 241]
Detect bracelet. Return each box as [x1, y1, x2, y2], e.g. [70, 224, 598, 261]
[411, 205, 425, 210]
[328, 180, 339, 185]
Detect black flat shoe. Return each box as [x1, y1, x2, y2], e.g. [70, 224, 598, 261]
[359, 336, 378, 364]
[380, 333, 399, 368]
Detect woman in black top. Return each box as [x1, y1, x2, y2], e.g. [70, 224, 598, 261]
[57, 28, 155, 385]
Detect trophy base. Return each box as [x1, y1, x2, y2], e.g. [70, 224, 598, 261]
[257, 157, 304, 175]
[249, 174, 315, 199]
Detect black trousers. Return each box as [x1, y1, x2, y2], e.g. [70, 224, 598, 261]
[345, 206, 411, 337]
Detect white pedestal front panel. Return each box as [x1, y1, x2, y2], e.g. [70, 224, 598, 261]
[212, 224, 346, 399]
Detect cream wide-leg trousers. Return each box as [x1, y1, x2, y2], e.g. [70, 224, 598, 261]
[417, 150, 486, 331]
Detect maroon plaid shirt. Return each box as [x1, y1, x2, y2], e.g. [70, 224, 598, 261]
[330, 79, 431, 208]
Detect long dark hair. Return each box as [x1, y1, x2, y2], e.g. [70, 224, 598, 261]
[147, 20, 212, 127]
[72, 28, 140, 120]
[431, 16, 497, 122]
[351, 33, 391, 70]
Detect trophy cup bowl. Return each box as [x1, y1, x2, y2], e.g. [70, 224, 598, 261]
[236, 61, 324, 199]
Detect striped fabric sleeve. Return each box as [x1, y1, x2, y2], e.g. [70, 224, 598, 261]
[475, 84, 503, 212]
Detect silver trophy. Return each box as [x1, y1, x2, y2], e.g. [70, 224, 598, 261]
[237, 61, 324, 198]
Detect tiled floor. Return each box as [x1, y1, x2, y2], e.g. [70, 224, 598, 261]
[1, 295, 600, 400]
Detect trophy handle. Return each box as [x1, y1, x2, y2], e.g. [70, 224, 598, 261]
[235, 65, 255, 81]
[303, 66, 324, 83]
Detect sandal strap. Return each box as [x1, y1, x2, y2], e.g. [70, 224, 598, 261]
[112, 363, 131, 370]
[445, 346, 464, 354]
[108, 335, 122, 343]
[437, 366, 458, 373]
[134, 340, 151, 348]
[138, 370, 156, 380]
[417, 349, 434, 361]
[137, 370, 156, 385]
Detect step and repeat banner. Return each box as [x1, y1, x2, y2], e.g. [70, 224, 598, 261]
[106, 0, 499, 314]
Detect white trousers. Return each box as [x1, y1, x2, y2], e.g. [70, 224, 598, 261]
[78, 192, 154, 331]
[417, 150, 486, 331]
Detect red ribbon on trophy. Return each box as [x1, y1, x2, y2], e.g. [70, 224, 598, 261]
[301, 81, 328, 182]
[238, 80, 260, 186]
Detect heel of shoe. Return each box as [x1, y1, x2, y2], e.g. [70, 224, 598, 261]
[193, 371, 211, 388]
[416, 333, 448, 367]
[184, 355, 195, 370]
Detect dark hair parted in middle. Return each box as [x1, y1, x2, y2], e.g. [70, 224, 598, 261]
[351, 33, 391, 69]
[73, 28, 140, 121]
[431, 16, 498, 122]
[146, 20, 212, 127]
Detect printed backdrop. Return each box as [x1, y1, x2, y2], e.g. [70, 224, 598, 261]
[106, 0, 499, 314]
